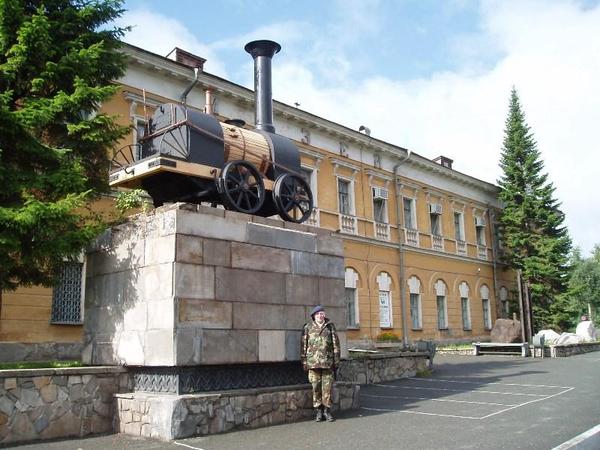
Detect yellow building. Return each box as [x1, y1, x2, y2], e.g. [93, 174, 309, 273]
[0, 43, 516, 356]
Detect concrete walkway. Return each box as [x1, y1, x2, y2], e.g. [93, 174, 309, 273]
[8, 352, 600, 450]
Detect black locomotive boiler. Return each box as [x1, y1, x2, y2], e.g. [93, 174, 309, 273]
[109, 40, 313, 223]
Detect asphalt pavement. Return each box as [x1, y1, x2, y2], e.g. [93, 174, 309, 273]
[4, 351, 600, 450]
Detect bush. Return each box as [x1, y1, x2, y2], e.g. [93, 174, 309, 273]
[376, 331, 401, 342]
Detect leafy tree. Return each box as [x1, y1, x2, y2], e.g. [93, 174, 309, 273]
[497, 88, 572, 332]
[0, 0, 129, 291]
[565, 246, 600, 324]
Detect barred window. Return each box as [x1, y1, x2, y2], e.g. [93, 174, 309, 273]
[51, 262, 84, 324]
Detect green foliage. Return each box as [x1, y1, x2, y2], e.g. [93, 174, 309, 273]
[0, 360, 82, 370]
[0, 0, 130, 290]
[497, 88, 572, 331]
[114, 189, 149, 214]
[375, 331, 400, 342]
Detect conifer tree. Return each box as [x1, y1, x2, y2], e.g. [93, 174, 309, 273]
[497, 88, 572, 331]
[0, 0, 129, 291]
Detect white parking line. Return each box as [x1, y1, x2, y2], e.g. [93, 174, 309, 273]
[363, 380, 575, 420]
[373, 383, 550, 397]
[361, 406, 481, 420]
[363, 393, 516, 407]
[174, 441, 205, 450]
[479, 387, 574, 419]
[407, 377, 573, 389]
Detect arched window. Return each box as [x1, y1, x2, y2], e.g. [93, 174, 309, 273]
[459, 281, 471, 330]
[408, 276, 422, 329]
[480, 285, 491, 330]
[345, 268, 359, 328]
[377, 272, 393, 328]
[434, 279, 448, 330]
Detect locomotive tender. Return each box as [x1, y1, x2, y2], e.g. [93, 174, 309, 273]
[109, 40, 313, 223]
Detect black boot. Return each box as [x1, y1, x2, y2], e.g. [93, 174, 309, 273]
[315, 406, 324, 422]
[323, 407, 334, 422]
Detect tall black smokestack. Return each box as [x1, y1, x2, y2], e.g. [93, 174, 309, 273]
[244, 40, 281, 133]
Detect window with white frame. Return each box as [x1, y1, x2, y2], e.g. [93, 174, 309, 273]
[481, 285, 492, 329]
[435, 279, 448, 329]
[300, 166, 317, 207]
[377, 272, 393, 328]
[475, 217, 486, 246]
[372, 187, 388, 223]
[345, 268, 359, 328]
[454, 212, 465, 241]
[499, 286, 509, 317]
[408, 276, 422, 329]
[337, 178, 352, 215]
[403, 197, 416, 229]
[51, 260, 85, 324]
[459, 281, 471, 330]
[430, 209, 442, 236]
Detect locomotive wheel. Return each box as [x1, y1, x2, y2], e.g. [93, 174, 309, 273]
[272, 173, 313, 223]
[218, 160, 265, 214]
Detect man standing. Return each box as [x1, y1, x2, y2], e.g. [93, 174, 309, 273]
[301, 305, 341, 422]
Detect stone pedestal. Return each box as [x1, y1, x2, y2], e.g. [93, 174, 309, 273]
[83, 203, 347, 373]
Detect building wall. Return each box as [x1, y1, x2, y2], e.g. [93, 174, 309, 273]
[0, 44, 516, 348]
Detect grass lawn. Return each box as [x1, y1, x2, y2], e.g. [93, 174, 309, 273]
[0, 360, 83, 370]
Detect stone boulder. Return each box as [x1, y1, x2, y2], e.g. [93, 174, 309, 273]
[534, 329, 560, 344]
[555, 332, 585, 345]
[575, 321, 597, 342]
[490, 318, 522, 343]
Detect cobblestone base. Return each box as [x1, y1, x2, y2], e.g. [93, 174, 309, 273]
[550, 342, 600, 357]
[115, 382, 360, 440]
[0, 367, 128, 445]
[338, 353, 428, 384]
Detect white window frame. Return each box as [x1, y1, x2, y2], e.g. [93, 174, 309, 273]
[403, 197, 417, 230]
[300, 165, 318, 208]
[459, 281, 471, 330]
[430, 212, 442, 236]
[475, 217, 487, 246]
[435, 279, 448, 330]
[345, 268, 359, 328]
[372, 188, 388, 224]
[408, 276, 422, 330]
[481, 285, 492, 330]
[337, 177, 355, 216]
[377, 272, 393, 328]
[454, 211, 465, 242]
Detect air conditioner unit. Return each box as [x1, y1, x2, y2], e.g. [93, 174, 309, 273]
[475, 217, 486, 227]
[429, 203, 442, 215]
[372, 187, 389, 200]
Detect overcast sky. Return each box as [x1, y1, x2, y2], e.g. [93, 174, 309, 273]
[118, 0, 600, 255]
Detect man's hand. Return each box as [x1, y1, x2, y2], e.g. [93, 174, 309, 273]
[302, 362, 308, 372]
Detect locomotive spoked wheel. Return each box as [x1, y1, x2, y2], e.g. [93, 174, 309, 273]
[273, 173, 314, 223]
[218, 160, 265, 214]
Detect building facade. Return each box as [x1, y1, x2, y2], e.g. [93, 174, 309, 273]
[0, 43, 516, 353]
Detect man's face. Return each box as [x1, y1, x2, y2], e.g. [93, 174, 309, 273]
[315, 311, 326, 324]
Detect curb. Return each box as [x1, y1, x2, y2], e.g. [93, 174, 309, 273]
[552, 424, 600, 450]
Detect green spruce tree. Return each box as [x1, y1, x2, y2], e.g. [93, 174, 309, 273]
[0, 0, 129, 291]
[497, 88, 572, 332]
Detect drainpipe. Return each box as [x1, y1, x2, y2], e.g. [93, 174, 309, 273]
[180, 67, 200, 106]
[488, 206, 500, 318]
[394, 150, 411, 348]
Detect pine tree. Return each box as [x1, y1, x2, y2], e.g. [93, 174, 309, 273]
[0, 0, 129, 291]
[497, 88, 572, 332]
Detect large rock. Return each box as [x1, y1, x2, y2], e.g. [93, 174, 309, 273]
[575, 321, 597, 342]
[534, 329, 560, 344]
[490, 318, 522, 343]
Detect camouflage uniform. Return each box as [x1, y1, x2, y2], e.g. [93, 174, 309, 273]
[300, 319, 340, 409]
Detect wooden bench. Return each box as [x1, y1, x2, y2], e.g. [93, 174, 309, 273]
[473, 342, 529, 357]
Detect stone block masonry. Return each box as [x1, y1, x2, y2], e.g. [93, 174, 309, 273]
[83, 203, 347, 368]
[115, 382, 360, 440]
[0, 367, 128, 445]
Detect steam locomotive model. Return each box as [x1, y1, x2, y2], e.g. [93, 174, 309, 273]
[109, 40, 313, 223]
